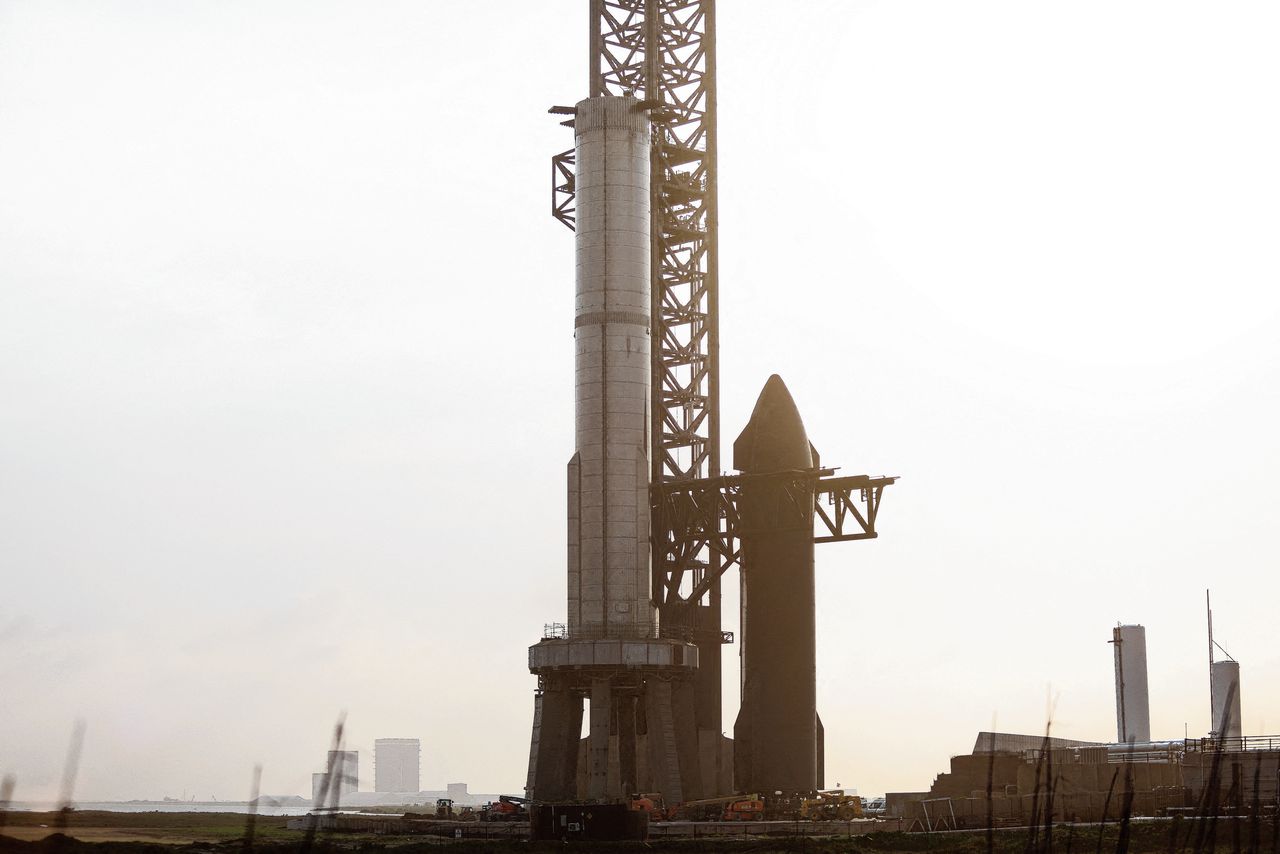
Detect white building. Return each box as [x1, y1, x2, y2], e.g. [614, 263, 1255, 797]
[374, 738, 420, 793]
[311, 750, 358, 805]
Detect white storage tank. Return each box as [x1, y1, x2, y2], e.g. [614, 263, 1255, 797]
[1210, 659, 1242, 739]
[1112, 624, 1151, 743]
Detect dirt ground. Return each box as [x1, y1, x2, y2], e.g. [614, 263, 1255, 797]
[1, 811, 1275, 853]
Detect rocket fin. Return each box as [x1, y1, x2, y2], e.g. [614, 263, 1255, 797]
[816, 712, 825, 790]
[733, 692, 753, 793]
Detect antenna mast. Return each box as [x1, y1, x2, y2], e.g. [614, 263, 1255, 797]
[1206, 588, 1215, 733]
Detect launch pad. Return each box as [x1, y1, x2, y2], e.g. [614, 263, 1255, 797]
[526, 2, 896, 807]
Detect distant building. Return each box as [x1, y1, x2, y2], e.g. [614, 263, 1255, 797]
[971, 731, 1101, 754]
[319, 750, 358, 801]
[374, 738, 421, 793]
[447, 782, 468, 802]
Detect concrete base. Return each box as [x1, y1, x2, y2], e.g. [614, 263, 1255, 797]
[526, 679, 583, 802]
[569, 728, 731, 800]
[528, 682, 702, 804]
[647, 819, 911, 838]
[561, 685, 704, 802]
[526, 673, 705, 804]
[527, 637, 703, 804]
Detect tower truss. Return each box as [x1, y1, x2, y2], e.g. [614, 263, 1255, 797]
[588, 0, 725, 742]
[585, 0, 720, 488]
[553, 3, 723, 648]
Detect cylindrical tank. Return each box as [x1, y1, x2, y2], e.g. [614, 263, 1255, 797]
[566, 95, 653, 639]
[526, 94, 699, 809]
[1210, 659, 1242, 739]
[1112, 624, 1151, 743]
[733, 374, 818, 794]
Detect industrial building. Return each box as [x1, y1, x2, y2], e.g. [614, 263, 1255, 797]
[374, 738, 421, 794]
[330, 750, 358, 797]
[889, 610, 1267, 829]
[310, 773, 326, 805]
[311, 750, 358, 806]
[890, 732, 1280, 830]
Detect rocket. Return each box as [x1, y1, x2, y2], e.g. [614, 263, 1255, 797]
[527, 95, 702, 805]
[565, 95, 653, 641]
[732, 374, 822, 795]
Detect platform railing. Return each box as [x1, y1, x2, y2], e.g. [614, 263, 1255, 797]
[540, 618, 727, 643]
[1185, 735, 1280, 753]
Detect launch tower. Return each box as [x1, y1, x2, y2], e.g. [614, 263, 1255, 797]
[528, 1, 896, 803]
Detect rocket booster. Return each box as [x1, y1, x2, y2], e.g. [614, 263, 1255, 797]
[565, 96, 653, 639]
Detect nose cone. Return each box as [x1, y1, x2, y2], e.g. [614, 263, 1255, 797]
[733, 374, 813, 473]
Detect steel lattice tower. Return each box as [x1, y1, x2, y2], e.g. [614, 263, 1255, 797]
[597, 0, 725, 749]
[554, 0, 728, 748]
[589, 0, 719, 489]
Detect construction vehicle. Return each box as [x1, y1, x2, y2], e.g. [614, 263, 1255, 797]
[482, 795, 529, 822]
[862, 796, 887, 817]
[668, 793, 763, 822]
[628, 793, 667, 821]
[722, 797, 766, 821]
[434, 798, 453, 819]
[799, 790, 864, 821]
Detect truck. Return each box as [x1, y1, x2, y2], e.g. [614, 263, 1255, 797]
[628, 793, 668, 821]
[668, 793, 764, 822]
[481, 795, 529, 822]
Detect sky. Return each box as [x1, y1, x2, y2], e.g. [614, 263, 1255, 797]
[1, 0, 1279, 802]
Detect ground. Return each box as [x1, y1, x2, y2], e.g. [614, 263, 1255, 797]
[1, 811, 1274, 853]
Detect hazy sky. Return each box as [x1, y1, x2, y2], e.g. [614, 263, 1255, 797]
[2, 0, 1279, 802]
